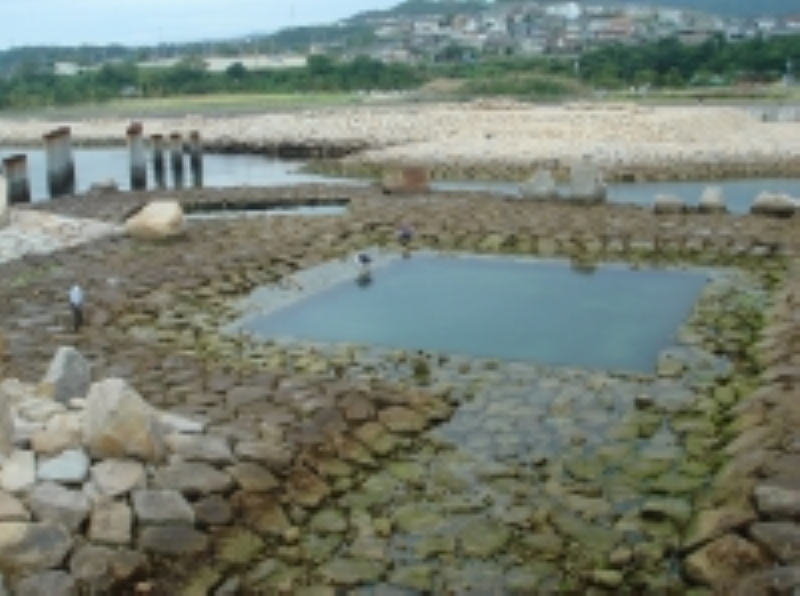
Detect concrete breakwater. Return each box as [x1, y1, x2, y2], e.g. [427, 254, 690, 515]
[2, 102, 800, 182]
[0, 181, 798, 592]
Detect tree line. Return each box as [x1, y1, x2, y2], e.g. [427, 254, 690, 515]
[0, 55, 423, 109]
[0, 33, 798, 109]
[579, 34, 800, 89]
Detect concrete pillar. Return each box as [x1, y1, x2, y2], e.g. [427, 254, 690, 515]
[127, 122, 147, 191]
[0, 171, 8, 229]
[44, 126, 76, 199]
[2, 154, 31, 204]
[169, 133, 184, 189]
[188, 131, 203, 188]
[151, 134, 166, 189]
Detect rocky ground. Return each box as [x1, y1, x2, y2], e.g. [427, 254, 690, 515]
[2, 101, 800, 181]
[0, 102, 799, 594]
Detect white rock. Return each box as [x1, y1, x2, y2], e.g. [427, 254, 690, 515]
[0, 379, 35, 403]
[0, 450, 36, 493]
[30, 412, 82, 455]
[90, 459, 147, 498]
[0, 492, 30, 522]
[698, 186, 726, 214]
[82, 379, 166, 463]
[124, 201, 185, 240]
[158, 411, 206, 434]
[165, 433, 235, 465]
[15, 398, 67, 424]
[37, 448, 90, 484]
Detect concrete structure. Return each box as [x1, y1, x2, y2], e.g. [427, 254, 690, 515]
[127, 122, 147, 191]
[188, 131, 203, 189]
[43, 127, 75, 199]
[151, 135, 166, 189]
[169, 133, 185, 190]
[2, 154, 31, 204]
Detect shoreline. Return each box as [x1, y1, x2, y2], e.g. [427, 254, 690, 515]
[2, 102, 800, 182]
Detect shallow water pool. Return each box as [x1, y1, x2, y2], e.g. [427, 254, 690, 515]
[239, 254, 709, 374]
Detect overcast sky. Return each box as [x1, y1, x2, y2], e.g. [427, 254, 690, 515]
[2, 0, 401, 49]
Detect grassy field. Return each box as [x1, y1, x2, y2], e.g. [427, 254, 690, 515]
[0, 92, 368, 120]
[3, 84, 799, 122]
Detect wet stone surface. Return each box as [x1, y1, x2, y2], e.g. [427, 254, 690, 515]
[0, 185, 797, 593]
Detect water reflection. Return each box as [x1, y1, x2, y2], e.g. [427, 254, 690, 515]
[433, 178, 799, 214]
[0, 146, 367, 201]
[237, 254, 709, 374]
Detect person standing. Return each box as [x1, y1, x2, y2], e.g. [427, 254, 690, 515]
[69, 283, 84, 332]
[397, 224, 413, 257]
[354, 253, 372, 284]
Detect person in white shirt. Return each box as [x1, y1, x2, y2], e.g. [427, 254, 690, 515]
[69, 284, 84, 332]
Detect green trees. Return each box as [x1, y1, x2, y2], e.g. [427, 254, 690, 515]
[579, 34, 800, 89]
[0, 32, 797, 110]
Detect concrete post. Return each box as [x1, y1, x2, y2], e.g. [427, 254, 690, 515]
[127, 122, 147, 191]
[2, 154, 31, 204]
[169, 133, 184, 189]
[0, 171, 8, 229]
[188, 130, 203, 188]
[151, 134, 166, 189]
[44, 126, 76, 198]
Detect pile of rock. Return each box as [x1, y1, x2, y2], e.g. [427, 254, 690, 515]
[0, 345, 453, 593]
[681, 264, 800, 593]
[519, 161, 607, 204]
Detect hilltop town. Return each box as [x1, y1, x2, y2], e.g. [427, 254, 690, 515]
[20, 0, 800, 79]
[334, 1, 800, 64]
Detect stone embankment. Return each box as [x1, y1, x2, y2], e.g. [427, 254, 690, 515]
[2, 102, 800, 181]
[0, 345, 453, 594]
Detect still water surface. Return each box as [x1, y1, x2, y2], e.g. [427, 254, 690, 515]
[0, 146, 365, 201]
[243, 255, 709, 374]
[4, 145, 792, 214]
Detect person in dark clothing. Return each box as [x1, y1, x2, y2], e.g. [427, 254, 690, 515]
[397, 225, 413, 257]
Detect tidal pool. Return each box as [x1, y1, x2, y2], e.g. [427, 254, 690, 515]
[236, 254, 709, 374]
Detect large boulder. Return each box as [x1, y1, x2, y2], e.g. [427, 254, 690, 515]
[567, 160, 607, 203]
[124, 200, 185, 240]
[381, 166, 430, 195]
[82, 379, 166, 463]
[750, 192, 798, 218]
[653, 194, 687, 214]
[39, 346, 91, 405]
[698, 186, 727, 214]
[519, 169, 558, 201]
